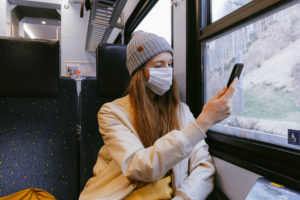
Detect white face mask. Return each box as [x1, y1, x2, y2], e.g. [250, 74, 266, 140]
[146, 67, 173, 96]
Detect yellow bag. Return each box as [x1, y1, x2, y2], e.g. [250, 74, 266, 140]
[0, 188, 56, 200]
[124, 175, 173, 200]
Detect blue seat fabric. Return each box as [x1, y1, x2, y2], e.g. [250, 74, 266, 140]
[79, 44, 129, 192]
[79, 79, 115, 191]
[0, 79, 79, 200]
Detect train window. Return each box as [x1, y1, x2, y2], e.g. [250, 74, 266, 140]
[134, 0, 171, 44]
[203, 2, 300, 150]
[211, 0, 252, 22]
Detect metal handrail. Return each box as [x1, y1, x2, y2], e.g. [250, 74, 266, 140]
[7, 22, 14, 37]
[56, 26, 61, 40]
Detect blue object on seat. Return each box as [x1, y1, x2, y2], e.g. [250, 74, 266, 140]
[0, 78, 79, 199]
[79, 44, 129, 191]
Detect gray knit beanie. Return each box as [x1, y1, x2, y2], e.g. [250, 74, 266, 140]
[126, 31, 174, 76]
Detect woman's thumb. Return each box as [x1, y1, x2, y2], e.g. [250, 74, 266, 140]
[224, 78, 238, 99]
[214, 87, 227, 99]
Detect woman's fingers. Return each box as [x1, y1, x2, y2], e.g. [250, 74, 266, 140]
[196, 78, 238, 130]
[223, 78, 238, 99]
[214, 87, 227, 99]
[213, 78, 238, 100]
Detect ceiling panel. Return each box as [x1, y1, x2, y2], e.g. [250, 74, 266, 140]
[9, 0, 61, 9]
[69, 0, 83, 3]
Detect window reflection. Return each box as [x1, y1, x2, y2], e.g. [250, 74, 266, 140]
[204, 3, 300, 149]
[211, 0, 252, 22]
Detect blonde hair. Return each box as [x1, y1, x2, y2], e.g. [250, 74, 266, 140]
[127, 69, 180, 148]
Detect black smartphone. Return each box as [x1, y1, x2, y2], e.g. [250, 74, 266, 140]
[227, 63, 244, 87]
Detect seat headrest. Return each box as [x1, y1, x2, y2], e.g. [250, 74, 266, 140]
[97, 44, 130, 97]
[0, 37, 59, 97]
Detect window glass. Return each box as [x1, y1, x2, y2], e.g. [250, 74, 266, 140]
[211, 0, 252, 22]
[134, 0, 172, 44]
[203, 3, 300, 150]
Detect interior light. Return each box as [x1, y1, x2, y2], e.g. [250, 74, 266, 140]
[24, 24, 36, 39]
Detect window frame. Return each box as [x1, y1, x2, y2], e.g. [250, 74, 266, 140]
[124, 0, 159, 44]
[124, 0, 174, 47]
[187, 0, 300, 192]
[113, 32, 122, 44]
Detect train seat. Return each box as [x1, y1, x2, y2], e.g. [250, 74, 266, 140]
[79, 44, 129, 191]
[0, 37, 79, 199]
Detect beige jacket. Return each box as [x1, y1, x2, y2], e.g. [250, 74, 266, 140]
[79, 95, 215, 200]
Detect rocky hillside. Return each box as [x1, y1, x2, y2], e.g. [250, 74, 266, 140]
[205, 3, 300, 136]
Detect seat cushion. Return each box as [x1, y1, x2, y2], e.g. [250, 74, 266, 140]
[0, 79, 79, 199]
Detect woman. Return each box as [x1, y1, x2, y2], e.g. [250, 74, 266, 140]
[79, 31, 237, 200]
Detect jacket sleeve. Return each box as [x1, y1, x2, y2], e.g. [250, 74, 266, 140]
[98, 103, 207, 183]
[174, 104, 215, 200]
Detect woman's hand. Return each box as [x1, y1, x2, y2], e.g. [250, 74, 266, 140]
[195, 78, 238, 132]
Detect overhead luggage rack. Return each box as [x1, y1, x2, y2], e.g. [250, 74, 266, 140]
[85, 0, 127, 52]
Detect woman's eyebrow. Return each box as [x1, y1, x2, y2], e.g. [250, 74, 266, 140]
[153, 60, 163, 64]
[153, 59, 173, 63]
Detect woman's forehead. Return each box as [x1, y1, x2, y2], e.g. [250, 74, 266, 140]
[150, 52, 173, 63]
